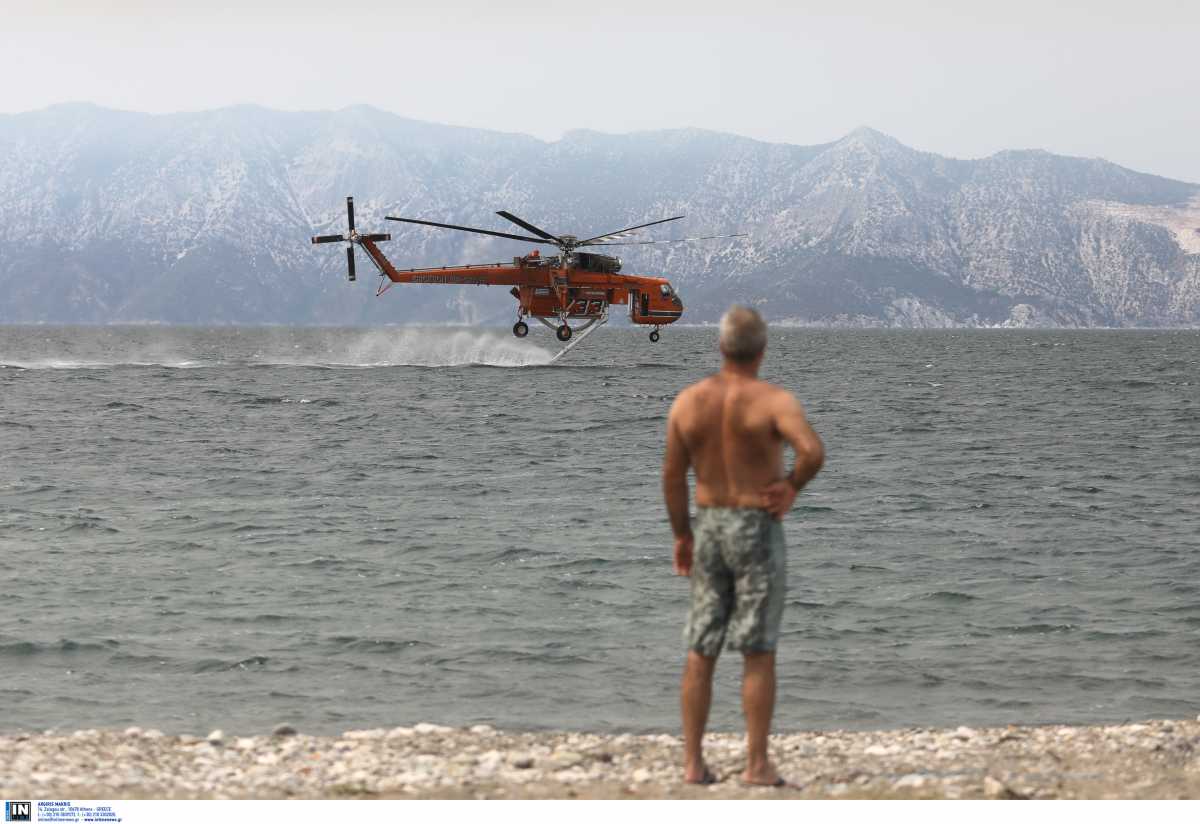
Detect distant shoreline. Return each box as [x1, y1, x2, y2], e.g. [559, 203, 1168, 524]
[3, 718, 1197, 799]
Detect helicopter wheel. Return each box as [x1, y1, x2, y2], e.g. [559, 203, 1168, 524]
[556, 324, 573, 342]
[512, 321, 529, 338]
[649, 330, 661, 343]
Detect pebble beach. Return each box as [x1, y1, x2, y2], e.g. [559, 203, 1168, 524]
[4, 718, 1199, 800]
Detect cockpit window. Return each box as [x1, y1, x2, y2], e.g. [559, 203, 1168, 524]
[660, 284, 672, 296]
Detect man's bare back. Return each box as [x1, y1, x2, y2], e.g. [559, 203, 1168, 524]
[664, 372, 823, 528]
[668, 373, 817, 510]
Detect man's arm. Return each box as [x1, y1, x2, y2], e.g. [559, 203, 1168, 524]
[761, 392, 825, 519]
[662, 397, 695, 575]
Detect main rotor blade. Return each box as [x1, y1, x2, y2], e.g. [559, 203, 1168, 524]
[311, 234, 344, 244]
[578, 215, 685, 245]
[346, 246, 356, 280]
[585, 233, 748, 247]
[385, 216, 556, 245]
[346, 196, 355, 232]
[495, 211, 561, 242]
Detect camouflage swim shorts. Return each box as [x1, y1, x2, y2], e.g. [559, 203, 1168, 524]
[685, 507, 786, 656]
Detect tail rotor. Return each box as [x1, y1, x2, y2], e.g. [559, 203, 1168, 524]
[311, 196, 390, 282]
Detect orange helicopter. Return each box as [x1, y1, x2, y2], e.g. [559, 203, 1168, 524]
[311, 197, 743, 354]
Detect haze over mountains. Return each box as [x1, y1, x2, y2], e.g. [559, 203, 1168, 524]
[2, 103, 1198, 327]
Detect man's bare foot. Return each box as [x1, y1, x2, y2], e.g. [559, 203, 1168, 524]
[685, 762, 719, 784]
[741, 763, 786, 787]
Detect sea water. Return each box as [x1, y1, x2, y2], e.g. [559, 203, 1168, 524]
[1, 325, 1198, 735]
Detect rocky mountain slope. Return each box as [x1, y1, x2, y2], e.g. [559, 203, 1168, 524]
[1, 103, 1197, 327]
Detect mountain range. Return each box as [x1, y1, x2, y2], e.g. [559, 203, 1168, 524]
[1, 103, 1198, 327]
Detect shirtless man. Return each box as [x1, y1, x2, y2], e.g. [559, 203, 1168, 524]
[662, 305, 824, 786]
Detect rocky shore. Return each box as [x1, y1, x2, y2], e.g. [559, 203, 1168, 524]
[3, 718, 1199, 800]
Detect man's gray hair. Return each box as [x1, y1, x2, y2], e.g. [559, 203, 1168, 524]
[718, 305, 767, 362]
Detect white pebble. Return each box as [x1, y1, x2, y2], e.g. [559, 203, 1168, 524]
[343, 728, 386, 740]
[983, 776, 1008, 798]
[545, 750, 585, 770]
[477, 750, 504, 773]
[413, 722, 454, 735]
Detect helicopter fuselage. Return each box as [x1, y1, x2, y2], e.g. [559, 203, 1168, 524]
[356, 240, 683, 326]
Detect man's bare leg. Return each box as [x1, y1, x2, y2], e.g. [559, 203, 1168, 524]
[681, 650, 717, 782]
[741, 651, 780, 785]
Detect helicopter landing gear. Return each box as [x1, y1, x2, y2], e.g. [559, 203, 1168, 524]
[556, 324, 573, 342]
[649, 328, 661, 343]
[548, 310, 609, 364]
[512, 321, 529, 338]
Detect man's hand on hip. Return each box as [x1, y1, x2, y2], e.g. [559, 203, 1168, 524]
[761, 479, 798, 520]
[673, 533, 695, 577]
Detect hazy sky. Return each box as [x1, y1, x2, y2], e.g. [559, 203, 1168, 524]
[2, 0, 1197, 182]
